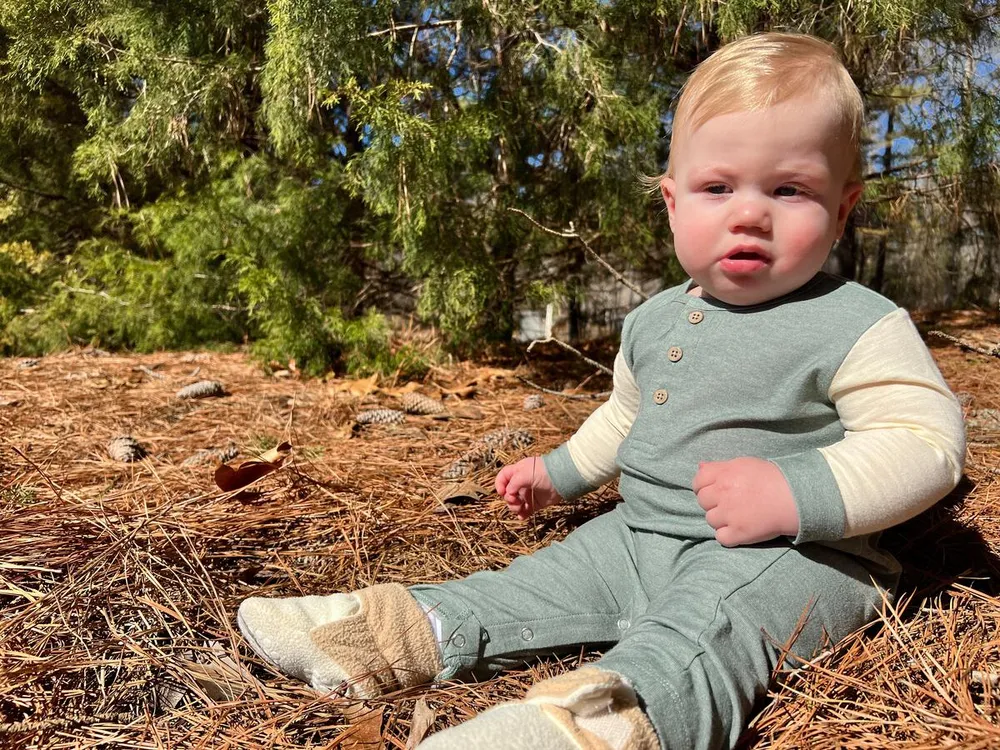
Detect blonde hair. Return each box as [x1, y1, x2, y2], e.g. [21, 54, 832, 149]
[663, 32, 864, 181]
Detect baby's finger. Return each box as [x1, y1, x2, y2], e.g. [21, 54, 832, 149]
[495, 464, 516, 496]
[691, 461, 719, 494]
[694, 485, 719, 511]
[704, 505, 725, 529]
[714, 526, 742, 548]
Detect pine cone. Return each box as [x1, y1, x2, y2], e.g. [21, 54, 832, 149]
[482, 428, 534, 451]
[522, 394, 544, 411]
[176, 380, 225, 399]
[108, 435, 147, 462]
[355, 408, 406, 425]
[441, 445, 500, 479]
[182, 443, 239, 467]
[441, 456, 475, 480]
[401, 392, 446, 415]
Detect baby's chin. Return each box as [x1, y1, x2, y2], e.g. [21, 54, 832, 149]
[695, 276, 800, 307]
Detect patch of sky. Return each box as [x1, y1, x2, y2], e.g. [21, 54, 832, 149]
[526, 152, 545, 167]
[330, 142, 348, 158]
[391, 134, 402, 146]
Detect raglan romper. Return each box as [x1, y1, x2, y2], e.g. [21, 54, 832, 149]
[410, 274, 931, 750]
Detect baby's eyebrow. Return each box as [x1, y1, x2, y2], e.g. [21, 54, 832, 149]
[771, 164, 830, 184]
[686, 165, 734, 181]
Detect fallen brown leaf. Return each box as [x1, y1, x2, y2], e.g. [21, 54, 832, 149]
[214, 441, 291, 492]
[432, 480, 490, 508]
[341, 705, 385, 749]
[331, 374, 380, 397]
[406, 698, 436, 748]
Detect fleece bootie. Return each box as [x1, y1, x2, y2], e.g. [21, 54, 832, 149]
[417, 668, 659, 750]
[237, 583, 442, 697]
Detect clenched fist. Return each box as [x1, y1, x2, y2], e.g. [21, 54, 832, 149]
[495, 456, 563, 520]
[693, 458, 799, 546]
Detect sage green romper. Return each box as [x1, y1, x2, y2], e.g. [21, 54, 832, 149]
[411, 274, 908, 750]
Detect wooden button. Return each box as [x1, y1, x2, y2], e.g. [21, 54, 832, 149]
[687, 310, 704, 324]
[653, 389, 669, 405]
[668, 346, 683, 362]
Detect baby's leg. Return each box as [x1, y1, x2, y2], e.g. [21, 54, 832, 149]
[592, 540, 887, 750]
[411, 509, 662, 749]
[238, 510, 645, 702]
[409, 509, 647, 681]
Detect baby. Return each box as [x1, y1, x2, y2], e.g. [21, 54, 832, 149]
[237, 32, 965, 750]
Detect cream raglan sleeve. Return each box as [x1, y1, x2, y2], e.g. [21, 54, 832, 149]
[541, 350, 640, 501]
[818, 308, 966, 537]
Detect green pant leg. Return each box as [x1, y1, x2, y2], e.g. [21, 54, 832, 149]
[597, 539, 889, 750]
[409, 509, 679, 680]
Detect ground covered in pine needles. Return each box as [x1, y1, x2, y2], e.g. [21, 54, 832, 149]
[2, 312, 999, 749]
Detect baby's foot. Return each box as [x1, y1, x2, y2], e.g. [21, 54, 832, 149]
[418, 668, 659, 750]
[238, 583, 442, 698]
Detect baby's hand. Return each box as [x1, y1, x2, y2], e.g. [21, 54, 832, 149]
[495, 457, 562, 520]
[692, 458, 799, 547]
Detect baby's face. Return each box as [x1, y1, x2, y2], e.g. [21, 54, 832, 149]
[660, 97, 862, 306]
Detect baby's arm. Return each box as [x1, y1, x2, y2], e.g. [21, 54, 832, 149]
[770, 308, 965, 543]
[499, 350, 640, 516]
[811, 308, 965, 538]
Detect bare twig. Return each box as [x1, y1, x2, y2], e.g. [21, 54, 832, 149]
[527, 337, 613, 377]
[516, 376, 610, 400]
[367, 19, 460, 38]
[508, 208, 648, 301]
[929, 330, 1000, 360]
[61, 285, 132, 308]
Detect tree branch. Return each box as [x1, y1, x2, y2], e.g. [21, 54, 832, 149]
[0, 175, 68, 202]
[367, 19, 460, 38]
[516, 376, 610, 400]
[527, 336, 613, 377]
[929, 330, 1000, 360]
[509, 208, 648, 301]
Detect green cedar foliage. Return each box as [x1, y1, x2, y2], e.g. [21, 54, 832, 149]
[0, 1, 996, 371]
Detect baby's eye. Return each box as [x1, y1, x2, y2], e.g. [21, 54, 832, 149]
[775, 185, 802, 197]
[705, 184, 729, 194]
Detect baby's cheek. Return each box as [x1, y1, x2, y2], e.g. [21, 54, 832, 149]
[673, 221, 716, 273]
[780, 208, 836, 256]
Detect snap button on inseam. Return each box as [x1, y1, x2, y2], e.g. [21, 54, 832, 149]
[521, 627, 534, 642]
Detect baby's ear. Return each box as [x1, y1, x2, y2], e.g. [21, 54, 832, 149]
[660, 176, 678, 230]
[836, 181, 864, 236]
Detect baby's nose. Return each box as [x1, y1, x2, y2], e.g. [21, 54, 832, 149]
[729, 196, 772, 232]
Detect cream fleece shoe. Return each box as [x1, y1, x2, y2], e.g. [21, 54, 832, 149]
[417, 668, 659, 750]
[237, 583, 442, 697]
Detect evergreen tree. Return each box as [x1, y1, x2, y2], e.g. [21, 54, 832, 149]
[0, 1, 996, 370]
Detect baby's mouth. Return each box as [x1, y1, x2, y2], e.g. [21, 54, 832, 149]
[719, 248, 770, 274]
